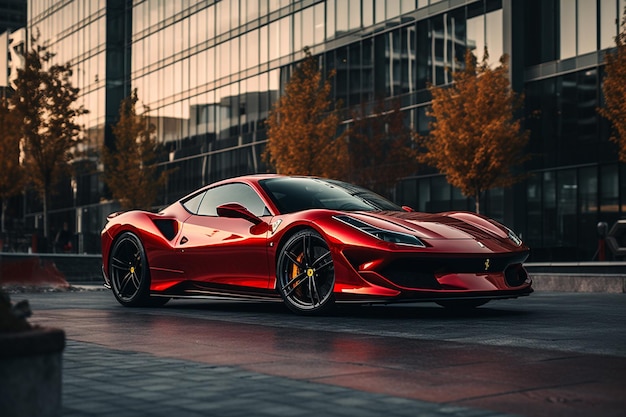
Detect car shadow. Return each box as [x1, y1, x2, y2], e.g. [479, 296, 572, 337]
[163, 298, 532, 320]
[334, 302, 532, 320]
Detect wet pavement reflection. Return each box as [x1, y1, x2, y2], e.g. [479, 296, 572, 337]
[26, 291, 626, 417]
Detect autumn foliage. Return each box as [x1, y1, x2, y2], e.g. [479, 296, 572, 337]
[102, 89, 167, 210]
[0, 97, 24, 232]
[10, 36, 87, 238]
[345, 99, 416, 196]
[419, 50, 529, 213]
[264, 48, 347, 179]
[599, 8, 626, 162]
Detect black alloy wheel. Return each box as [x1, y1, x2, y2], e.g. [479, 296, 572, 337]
[109, 231, 168, 307]
[277, 229, 336, 315]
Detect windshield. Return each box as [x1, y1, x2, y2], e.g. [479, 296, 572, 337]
[259, 177, 402, 214]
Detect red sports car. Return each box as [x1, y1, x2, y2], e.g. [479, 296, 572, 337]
[101, 174, 532, 314]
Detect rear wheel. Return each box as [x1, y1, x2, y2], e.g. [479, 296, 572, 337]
[277, 229, 335, 315]
[109, 232, 169, 307]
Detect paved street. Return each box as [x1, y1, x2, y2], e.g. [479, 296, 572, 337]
[16, 289, 626, 416]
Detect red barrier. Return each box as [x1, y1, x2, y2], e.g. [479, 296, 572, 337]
[0, 257, 69, 288]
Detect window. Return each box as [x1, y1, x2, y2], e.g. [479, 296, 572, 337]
[557, 169, 578, 247]
[182, 191, 205, 214]
[560, 0, 599, 59]
[302, 7, 314, 47]
[468, 8, 502, 67]
[577, 0, 597, 54]
[269, 20, 280, 61]
[560, 0, 576, 59]
[386, 0, 401, 20]
[196, 183, 268, 217]
[326, 0, 336, 39]
[579, 166, 598, 259]
[600, 0, 617, 49]
[216, 0, 230, 35]
[336, 0, 348, 33]
[363, 0, 374, 27]
[543, 171, 557, 247]
[600, 164, 619, 214]
[314, 3, 326, 44]
[294, 10, 302, 52]
[349, 0, 361, 30]
[485, 9, 503, 63]
[526, 173, 543, 245]
[279, 16, 292, 58]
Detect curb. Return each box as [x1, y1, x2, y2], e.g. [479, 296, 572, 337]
[530, 273, 626, 293]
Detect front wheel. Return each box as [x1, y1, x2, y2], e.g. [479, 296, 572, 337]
[276, 229, 336, 315]
[109, 232, 168, 307]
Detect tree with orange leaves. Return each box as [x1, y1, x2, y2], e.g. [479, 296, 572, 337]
[102, 89, 167, 210]
[419, 50, 529, 214]
[264, 47, 347, 179]
[599, 7, 626, 162]
[0, 96, 24, 233]
[10, 34, 87, 240]
[345, 98, 416, 197]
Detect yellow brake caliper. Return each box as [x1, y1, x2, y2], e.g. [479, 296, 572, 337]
[290, 254, 306, 291]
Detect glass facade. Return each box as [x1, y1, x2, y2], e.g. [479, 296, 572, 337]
[20, 0, 625, 261]
[398, 0, 626, 261]
[0, 0, 26, 33]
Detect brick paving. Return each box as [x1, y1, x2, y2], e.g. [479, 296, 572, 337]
[62, 340, 519, 417]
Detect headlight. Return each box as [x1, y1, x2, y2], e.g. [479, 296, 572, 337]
[505, 227, 523, 246]
[334, 215, 426, 247]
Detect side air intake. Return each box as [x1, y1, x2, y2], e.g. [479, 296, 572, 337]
[153, 219, 178, 241]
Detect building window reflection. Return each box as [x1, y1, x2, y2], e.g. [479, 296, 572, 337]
[558, 0, 626, 59]
[578, 0, 598, 54]
[20, 0, 625, 260]
[560, 0, 577, 59]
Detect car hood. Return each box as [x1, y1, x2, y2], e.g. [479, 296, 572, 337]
[352, 211, 511, 241]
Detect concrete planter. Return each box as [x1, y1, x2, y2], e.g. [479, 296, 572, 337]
[0, 327, 65, 417]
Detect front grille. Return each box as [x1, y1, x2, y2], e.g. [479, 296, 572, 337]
[504, 263, 528, 287]
[377, 255, 527, 289]
[380, 264, 441, 289]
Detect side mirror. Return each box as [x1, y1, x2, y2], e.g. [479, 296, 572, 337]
[216, 203, 264, 225]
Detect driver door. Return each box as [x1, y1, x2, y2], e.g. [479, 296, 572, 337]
[176, 183, 272, 289]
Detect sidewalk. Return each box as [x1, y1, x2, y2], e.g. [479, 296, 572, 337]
[62, 340, 520, 417]
[525, 262, 626, 293]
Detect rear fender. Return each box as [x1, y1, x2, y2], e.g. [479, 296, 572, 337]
[102, 211, 182, 277]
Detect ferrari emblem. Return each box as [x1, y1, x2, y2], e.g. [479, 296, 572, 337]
[484, 259, 490, 271]
[130, 266, 135, 274]
[306, 268, 315, 277]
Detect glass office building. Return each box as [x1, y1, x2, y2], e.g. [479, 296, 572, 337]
[24, 0, 625, 260]
[0, 0, 26, 33]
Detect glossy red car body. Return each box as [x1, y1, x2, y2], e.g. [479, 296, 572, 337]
[101, 174, 532, 314]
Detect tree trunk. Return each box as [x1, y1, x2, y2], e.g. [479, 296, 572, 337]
[43, 188, 49, 240]
[475, 193, 481, 214]
[1, 198, 5, 234]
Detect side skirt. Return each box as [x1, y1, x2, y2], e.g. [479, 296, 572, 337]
[154, 281, 282, 302]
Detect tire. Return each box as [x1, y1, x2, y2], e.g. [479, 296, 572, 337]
[109, 232, 168, 307]
[276, 229, 336, 315]
[436, 299, 489, 310]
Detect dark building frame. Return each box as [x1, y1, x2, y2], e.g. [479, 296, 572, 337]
[16, 0, 625, 261]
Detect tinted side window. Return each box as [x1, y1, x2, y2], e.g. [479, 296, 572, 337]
[197, 183, 268, 217]
[181, 191, 206, 214]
